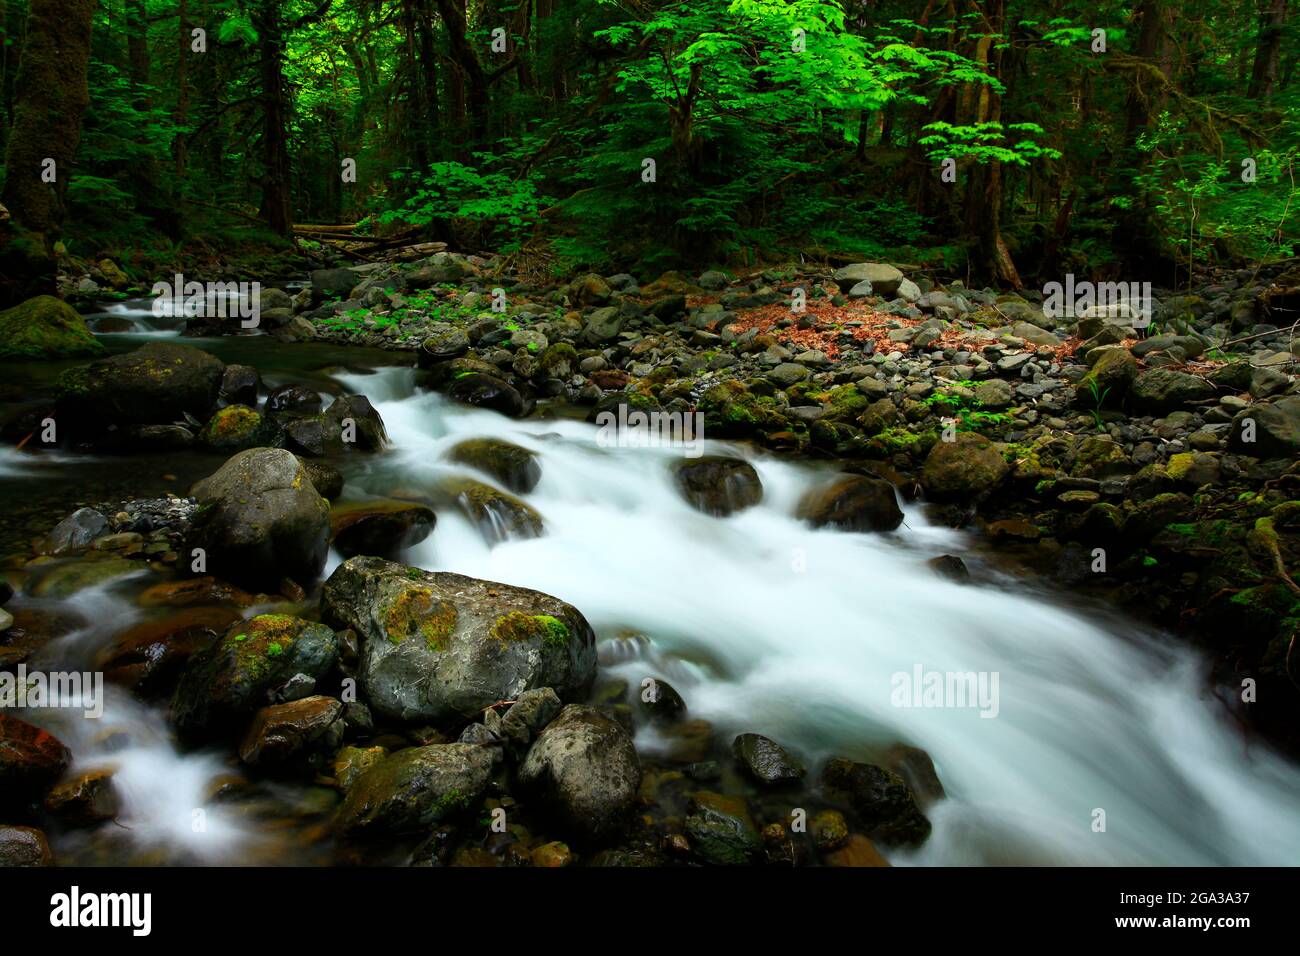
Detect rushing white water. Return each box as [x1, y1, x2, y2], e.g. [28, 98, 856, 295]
[333, 367, 1300, 866]
[23, 581, 258, 863]
[83, 300, 184, 337]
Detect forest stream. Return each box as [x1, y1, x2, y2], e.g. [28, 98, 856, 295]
[4, 293, 1299, 868]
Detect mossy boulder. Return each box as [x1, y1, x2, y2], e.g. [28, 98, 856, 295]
[797, 474, 903, 532]
[697, 380, 786, 438]
[672, 456, 763, 517]
[320, 556, 597, 724]
[518, 704, 641, 842]
[56, 341, 224, 430]
[1130, 368, 1217, 414]
[334, 743, 497, 836]
[1077, 348, 1137, 406]
[446, 437, 541, 493]
[170, 613, 340, 744]
[0, 295, 103, 360]
[186, 447, 331, 591]
[199, 404, 279, 451]
[920, 433, 1011, 502]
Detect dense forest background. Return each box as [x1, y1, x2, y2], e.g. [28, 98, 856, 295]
[0, 0, 1296, 293]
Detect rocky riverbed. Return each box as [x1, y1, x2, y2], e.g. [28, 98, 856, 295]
[0, 253, 1297, 868]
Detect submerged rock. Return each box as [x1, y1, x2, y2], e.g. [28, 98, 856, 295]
[320, 556, 596, 724]
[438, 476, 543, 543]
[518, 704, 640, 841]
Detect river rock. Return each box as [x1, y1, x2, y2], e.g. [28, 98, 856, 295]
[239, 695, 345, 769]
[299, 458, 344, 500]
[0, 714, 71, 801]
[438, 476, 543, 542]
[1077, 348, 1137, 405]
[39, 507, 108, 555]
[219, 364, 261, 407]
[684, 791, 762, 864]
[43, 768, 120, 826]
[170, 613, 339, 743]
[921, 433, 1010, 502]
[97, 606, 240, 697]
[1130, 368, 1217, 413]
[518, 704, 640, 841]
[330, 499, 436, 560]
[635, 677, 687, 725]
[0, 295, 104, 360]
[265, 384, 323, 420]
[1228, 396, 1300, 459]
[732, 733, 806, 785]
[447, 438, 541, 493]
[798, 474, 903, 531]
[0, 825, 52, 866]
[334, 743, 497, 835]
[320, 556, 597, 724]
[672, 456, 763, 517]
[56, 341, 224, 430]
[187, 447, 331, 591]
[833, 263, 904, 297]
[310, 268, 360, 304]
[199, 405, 279, 451]
[324, 394, 387, 450]
[820, 758, 931, 846]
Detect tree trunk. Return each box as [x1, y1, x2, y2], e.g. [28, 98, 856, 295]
[1248, 0, 1288, 99]
[254, 0, 293, 236]
[1, 0, 96, 242]
[962, 0, 1022, 288]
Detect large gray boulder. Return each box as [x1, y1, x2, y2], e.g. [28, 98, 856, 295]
[320, 557, 597, 724]
[518, 704, 641, 841]
[186, 448, 331, 590]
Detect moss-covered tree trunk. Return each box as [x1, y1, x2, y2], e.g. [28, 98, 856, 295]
[0, 0, 96, 306]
